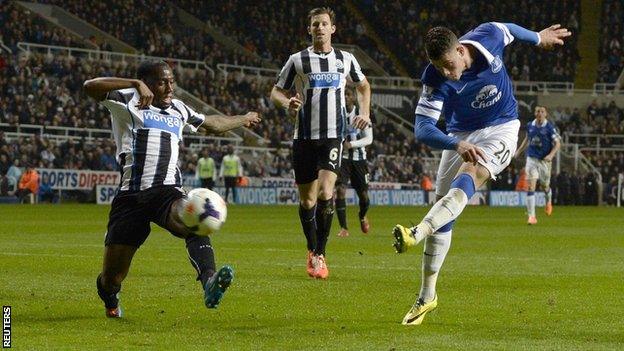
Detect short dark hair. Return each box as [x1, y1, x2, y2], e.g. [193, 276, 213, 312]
[136, 60, 171, 82]
[425, 27, 459, 61]
[308, 7, 335, 25]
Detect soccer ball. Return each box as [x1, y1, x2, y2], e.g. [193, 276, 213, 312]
[180, 188, 227, 236]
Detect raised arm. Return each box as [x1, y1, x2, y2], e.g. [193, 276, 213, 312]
[501, 23, 571, 49]
[83, 77, 154, 108]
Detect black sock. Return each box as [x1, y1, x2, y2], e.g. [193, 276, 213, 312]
[299, 205, 317, 251]
[96, 273, 120, 309]
[357, 191, 370, 220]
[335, 198, 347, 229]
[314, 198, 334, 256]
[185, 234, 216, 287]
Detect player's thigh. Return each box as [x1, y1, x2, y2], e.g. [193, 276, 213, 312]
[292, 140, 319, 184]
[105, 191, 151, 247]
[317, 139, 342, 175]
[350, 160, 370, 193]
[142, 186, 190, 238]
[435, 149, 464, 197]
[525, 157, 540, 180]
[335, 159, 351, 189]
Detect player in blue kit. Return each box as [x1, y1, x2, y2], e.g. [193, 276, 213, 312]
[391, 22, 571, 325]
[515, 105, 561, 224]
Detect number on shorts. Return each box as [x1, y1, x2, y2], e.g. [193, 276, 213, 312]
[329, 148, 339, 161]
[493, 141, 510, 164]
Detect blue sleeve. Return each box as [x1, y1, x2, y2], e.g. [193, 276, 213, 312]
[503, 23, 540, 45]
[414, 116, 459, 151]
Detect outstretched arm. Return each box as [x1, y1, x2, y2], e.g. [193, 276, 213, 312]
[503, 23, 571, 49]
[198, 112, 261, 135]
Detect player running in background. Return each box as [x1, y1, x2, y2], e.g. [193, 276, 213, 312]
[392, 23, 571, 325]
[335, 88, 373, 237]
[270, 7, 371, 279]
[84, 61, 261, 317]
[515, 105, 561, 224]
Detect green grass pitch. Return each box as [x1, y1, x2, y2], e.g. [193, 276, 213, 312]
[1, 204, 623, 350]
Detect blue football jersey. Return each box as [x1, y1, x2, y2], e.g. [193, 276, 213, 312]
[416, 22, 519, 132]
[526, 119, 559, 159]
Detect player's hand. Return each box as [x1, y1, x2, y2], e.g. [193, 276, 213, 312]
[344, 141, 352, 149]
[243, 112, 261, 127]
[456, 140, 487, 165]
[543, 154, 553, 162]
[352, 114, 371, 130]
[287, 93, 303, 117]
[135, 80, 154, 109]
[537, 24, 572, 50]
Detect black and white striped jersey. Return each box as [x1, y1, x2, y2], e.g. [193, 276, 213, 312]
[100, 88, 205, 191]
[275, 47, 366, 140]
[343, 106, 373, 161]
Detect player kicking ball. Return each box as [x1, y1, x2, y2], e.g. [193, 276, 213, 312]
[392, 22, 570, 325]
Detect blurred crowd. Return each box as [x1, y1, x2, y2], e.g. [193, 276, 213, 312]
[355, 0, 581, 81]
[37, 0, 260, 67]
[598, 0, 623, 83]
[176, 0, 399, 75]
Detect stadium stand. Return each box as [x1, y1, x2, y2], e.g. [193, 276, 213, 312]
[598, 0, 623, 83]
[354, 0, 581, 81]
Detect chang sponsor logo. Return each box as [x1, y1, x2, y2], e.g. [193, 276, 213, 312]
[142, 110, 182, 135]
[471, 85, 502, 109]
[308, 72, 340, 88]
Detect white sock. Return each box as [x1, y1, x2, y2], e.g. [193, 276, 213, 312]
[545, 189, 552, 204]
[412, 188, 468, 239]
[527, 194, 536, 217]
[419, 230, 452, 302]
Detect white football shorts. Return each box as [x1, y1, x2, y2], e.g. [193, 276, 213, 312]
[525, 156, 552, 185]
[435, 119, 520, 197]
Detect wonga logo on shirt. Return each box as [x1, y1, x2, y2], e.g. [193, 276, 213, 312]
[142, 110, 182, 135]
[308, 73, 341, 88]
[471, 84, 502, 109]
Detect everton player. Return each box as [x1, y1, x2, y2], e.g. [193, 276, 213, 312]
[392, 23, 571, 325]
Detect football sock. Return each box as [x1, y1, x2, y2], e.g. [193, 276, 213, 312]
[335, 198, 347, 229]
[527, 192, 536, 217]
[357, 191, 370, 220]
[544, 188, 552, 203]
[419, 229, 452, 302]
[185, 234, 216, 286]
[414, 173, 474, 237]
[314, 198, 334, 256]
[96, 273, 120, 309]
[299, 204, 317, 251]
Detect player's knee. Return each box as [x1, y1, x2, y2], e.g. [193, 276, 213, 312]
[300, 198, 316, 209]
[318, 187, 333, 200]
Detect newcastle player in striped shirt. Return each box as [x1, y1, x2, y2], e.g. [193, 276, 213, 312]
[270, 7, 371, 279]
[84, 61, 261, 317]
[336, 88, 373, 237]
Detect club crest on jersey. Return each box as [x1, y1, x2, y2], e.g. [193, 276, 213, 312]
[142, 110, 182, 135]
[471, 85, 502, 109]
[335, 59, 344, 70]
[308, 72, 340, 88]
[491, 55, 503, 73]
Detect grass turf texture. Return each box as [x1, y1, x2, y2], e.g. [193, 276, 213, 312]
[1, 204, 623, 350]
